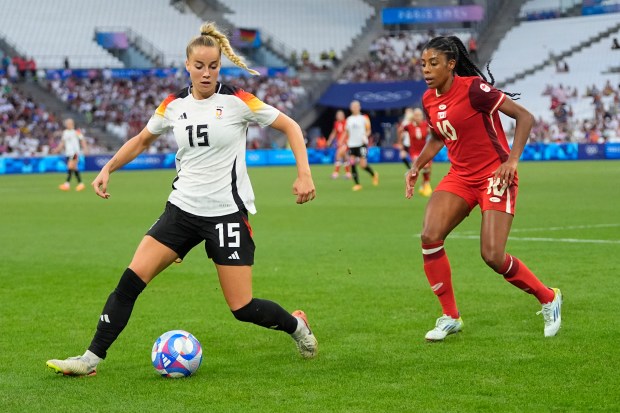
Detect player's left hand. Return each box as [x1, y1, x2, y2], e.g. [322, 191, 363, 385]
[405, 167, 419, 199]
[293, 175, 316, 204]
[493, 159, 518, 187]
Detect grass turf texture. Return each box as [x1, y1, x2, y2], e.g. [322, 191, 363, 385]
[0, 161, 619, 412]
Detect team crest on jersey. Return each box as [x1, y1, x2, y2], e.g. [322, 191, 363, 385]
[215, 106, 223, 119]
[438, 104, 447, 110]
[438, 111, 447, 119]
[480, 83, 491, 92]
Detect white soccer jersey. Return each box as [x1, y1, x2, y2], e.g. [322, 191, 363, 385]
[345, 114, 369, 148]
[147, 83, 279, 217]
[400, 120, 411, 147]
[62, 129, 84, 156]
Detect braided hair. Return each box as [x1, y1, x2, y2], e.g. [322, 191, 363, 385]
[186, 22, 259, 76]
[423, 36, 519, 99]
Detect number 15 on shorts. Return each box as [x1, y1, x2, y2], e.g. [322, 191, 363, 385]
[215, 223, 240, 247]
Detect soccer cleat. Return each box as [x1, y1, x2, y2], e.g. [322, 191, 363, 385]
[46, 356, 97, 376]
[76, 183, 86, 191]
[352, 184, 363, 191]
[372, 172, 379, 186]
[331, 172, 339, 179]
[345, 172, 352, 179]
[420, 182, 433, 197]
[425, 315, 463, 341]
[291, 310, 318, 359]
[59, 182, 70, 191]
[537, 287, 562, 337]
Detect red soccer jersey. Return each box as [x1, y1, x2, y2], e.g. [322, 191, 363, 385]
[423, 75, 512, 184]
[333, 119, 347, 145]
[404, 120, 429, 155]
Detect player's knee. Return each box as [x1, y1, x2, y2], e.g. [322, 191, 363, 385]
[420, 231, 442, 245]
[481, 249, 504, 272]
[231, 298, 258, 323]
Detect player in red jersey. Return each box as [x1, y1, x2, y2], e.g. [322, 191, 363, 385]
[326, 110, 351, 179]
[403, 108, 433, 197]
[405, 36, 562, 341]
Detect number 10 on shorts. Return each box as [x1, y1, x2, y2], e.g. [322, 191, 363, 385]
[216, 223, 240, 247]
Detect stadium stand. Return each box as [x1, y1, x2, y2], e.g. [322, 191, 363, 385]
[0, 0, 243, 69]
[221, 0, 375, 66]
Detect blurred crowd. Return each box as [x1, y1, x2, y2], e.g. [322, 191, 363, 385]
[0, 74, 106, 157]
[525, 81, 620, 144]
[44, 69, 307, 151]
[339, 30, 473, 83]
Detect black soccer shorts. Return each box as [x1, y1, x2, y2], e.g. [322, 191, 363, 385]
[146, 202, 255, 266]
[348, 145, 368, 158]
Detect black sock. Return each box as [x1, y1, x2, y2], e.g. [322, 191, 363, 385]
[88, 268, 146, 358]
[66, 170, 73, 182]
[351, 164, 359, 184]
[231, 298, 298, 334]
[74, 170, 82, 183]
[402, 158, 411, 169]
[364, 165, 375, 176]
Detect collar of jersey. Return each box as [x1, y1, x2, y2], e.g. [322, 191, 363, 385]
[189, 83, 222, 102]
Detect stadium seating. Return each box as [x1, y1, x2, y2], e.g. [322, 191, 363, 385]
[519, 0, 582, 19]
[0, 0, 223, 68]
[221, 0, 375, 64]
[490, 13, 620, 84]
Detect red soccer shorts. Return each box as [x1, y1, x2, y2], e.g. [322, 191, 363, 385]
[435, 172, 518, 215]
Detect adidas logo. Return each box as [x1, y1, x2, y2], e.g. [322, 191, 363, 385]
[178, 112, 187, 120]
[100, 314, 110, 323]
[228, 251, 240, 260]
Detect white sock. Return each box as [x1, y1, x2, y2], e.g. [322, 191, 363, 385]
[82, 350, 102, 367]
[290, 317, 309, 340]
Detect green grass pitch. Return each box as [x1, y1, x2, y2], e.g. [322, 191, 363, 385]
[1, 160, 619, 412]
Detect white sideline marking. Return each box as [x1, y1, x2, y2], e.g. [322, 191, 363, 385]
[448, 234, 620, 244]
[456, 223, 620, 235]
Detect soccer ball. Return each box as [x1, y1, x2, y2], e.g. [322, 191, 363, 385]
[151, 330, 203, 378]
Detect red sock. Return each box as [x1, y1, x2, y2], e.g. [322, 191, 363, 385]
[422, 171, 430, 183]
[422, 241, 459, 318]
[345, 164, 351, 173]
[499, 254, 555, 304]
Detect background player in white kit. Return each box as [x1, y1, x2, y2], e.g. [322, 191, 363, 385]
[46, 21, 318, 377]
[345, 100, 379, 191]
[53, 118, 88, 191]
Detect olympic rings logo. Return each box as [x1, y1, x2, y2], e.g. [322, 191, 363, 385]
[353, 90, 413, 103]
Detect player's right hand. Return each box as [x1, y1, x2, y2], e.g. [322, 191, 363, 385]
[92, 170, 111, 199]
[405, 168, 419, 199]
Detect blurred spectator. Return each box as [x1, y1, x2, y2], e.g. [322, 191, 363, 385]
[612, 38, 620, 50]
[44, 69, 306, 149]
[468, 36, 478, 63]
[0, 74, 106, 156]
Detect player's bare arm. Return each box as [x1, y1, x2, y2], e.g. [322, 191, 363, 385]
[495, 98, 535, 186]
[270, 113, 316, 204]
[92, 127, 160, 199]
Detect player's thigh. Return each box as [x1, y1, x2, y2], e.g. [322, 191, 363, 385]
[67, 156, 78, 170]
[215, 264, 253, 310]
[129, 236, 179, 284]
[421, 191, 472, 243]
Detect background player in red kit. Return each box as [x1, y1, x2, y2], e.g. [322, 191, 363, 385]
[403, 108, 433, 197]
[327, 109, 351, 179]
[405, 36, 562, 341]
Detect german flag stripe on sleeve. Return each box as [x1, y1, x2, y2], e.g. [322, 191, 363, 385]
[155, 94, 176, 117]
[234, 89, 264, 113]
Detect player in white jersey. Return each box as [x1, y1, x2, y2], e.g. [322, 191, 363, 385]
[396, 108, 414, 170]
[345, 100, 378, 191]
[47, 22, 318, 377]
[53, 118, 88, 191]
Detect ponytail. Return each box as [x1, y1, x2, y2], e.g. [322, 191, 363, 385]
[423, 36, 519, 99]
[186, 22, 259, 76]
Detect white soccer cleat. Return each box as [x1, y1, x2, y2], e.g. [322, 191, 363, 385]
[425, 315, 463, 341]
[291, 310, 318, 359]
[537, 287, 562, 337]
[46, 356, 97, 377]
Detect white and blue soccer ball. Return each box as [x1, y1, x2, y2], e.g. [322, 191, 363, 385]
[151, 330, 202, 378]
